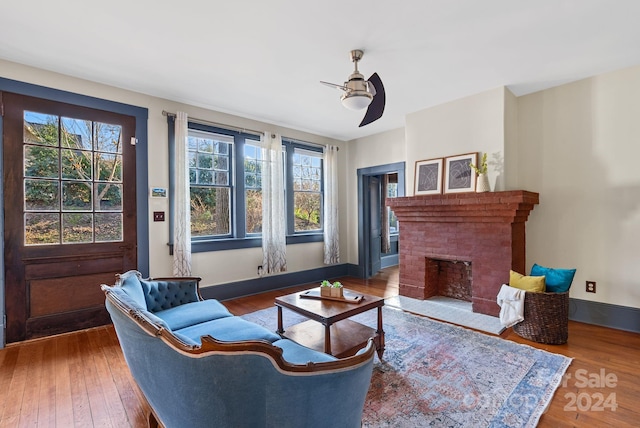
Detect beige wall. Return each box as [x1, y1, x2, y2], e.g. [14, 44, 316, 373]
[345, 127, 406, 265]
[0, 59, 345, 288]
[405, 87, 510, 194]
[518, 65, 640, 309]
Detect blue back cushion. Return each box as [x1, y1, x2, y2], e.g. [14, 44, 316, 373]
[105, 286, 170, 330]
[530, 263, 576, 293]
[140, 279, 200, 312]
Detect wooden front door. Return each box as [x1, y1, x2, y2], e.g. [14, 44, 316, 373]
[2, 92, 138, 342]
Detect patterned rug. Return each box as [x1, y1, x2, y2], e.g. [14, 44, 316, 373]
[242, 306, 572, 427]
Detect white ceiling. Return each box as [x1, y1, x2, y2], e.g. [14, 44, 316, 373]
[2, 1, 640, 141]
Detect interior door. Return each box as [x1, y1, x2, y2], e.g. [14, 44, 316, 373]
[2, 92, 138, 342]
[368, 175, 382, 276]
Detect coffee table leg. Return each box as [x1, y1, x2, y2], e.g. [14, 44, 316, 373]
[277, 306, 284, 334]
[376, 306, 385, 360]
[324, 324, 332, 355]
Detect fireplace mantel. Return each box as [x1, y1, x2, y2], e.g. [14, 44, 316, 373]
[387, 191, 539, 316]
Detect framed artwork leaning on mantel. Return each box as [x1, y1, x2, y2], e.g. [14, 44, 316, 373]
[414, 158, 443, 195]
[444, 153, 477, 193]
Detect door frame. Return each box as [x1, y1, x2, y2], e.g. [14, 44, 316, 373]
[357, 162, 405, 278]
[0, 77, 149, 348]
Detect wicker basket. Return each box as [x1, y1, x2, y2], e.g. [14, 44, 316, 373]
[512, 291, 569, 344]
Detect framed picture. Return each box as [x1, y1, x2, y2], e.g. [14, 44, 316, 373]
[414, 158, 443, 195]
[150, 187, 167, 198]
[444, 153, 477, 193]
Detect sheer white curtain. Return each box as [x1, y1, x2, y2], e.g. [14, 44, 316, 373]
[261, 132, 287, 273]
[323, 145, 340, 264]
[173, 111, 192, 276]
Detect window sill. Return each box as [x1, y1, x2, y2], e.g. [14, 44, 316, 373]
[169, 233, 323, 254]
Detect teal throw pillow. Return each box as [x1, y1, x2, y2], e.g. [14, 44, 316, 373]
[530, 263, 576, 293]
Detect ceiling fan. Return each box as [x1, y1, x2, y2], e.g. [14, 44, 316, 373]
[321, 49, 386, 127]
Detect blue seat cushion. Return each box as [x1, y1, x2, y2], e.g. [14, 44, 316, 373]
[175, 316, 281, 344]
[272, 339, 337, 364]
[154, 300, 233, 331]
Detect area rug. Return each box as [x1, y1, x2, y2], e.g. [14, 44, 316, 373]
[386, 295, 506, 335]
[242, 306, 571, 427]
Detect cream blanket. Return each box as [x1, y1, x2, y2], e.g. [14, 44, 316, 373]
[496, 284, 525, 327]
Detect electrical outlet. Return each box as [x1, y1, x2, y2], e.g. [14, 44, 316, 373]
[586, 281, 596, 293]
[153, 211, 165, 222]
[257, 265, 263, 276]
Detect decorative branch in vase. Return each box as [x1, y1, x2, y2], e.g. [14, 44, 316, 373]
[470, 153, 490, 192]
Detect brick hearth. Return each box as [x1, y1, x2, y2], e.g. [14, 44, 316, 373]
[387, 190, 539, 316]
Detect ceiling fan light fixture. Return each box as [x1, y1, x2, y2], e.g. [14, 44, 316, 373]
[321, 49, 385, 125]
[341, 91, 373, 110]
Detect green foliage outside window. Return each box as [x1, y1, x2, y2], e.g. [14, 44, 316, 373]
[23, 111, 123, 245]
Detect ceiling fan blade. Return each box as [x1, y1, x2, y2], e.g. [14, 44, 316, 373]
[359, 73, 385, 127]
[320, 81, 347, 91]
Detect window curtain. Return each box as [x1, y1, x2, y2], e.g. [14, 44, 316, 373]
[261, 132, 287, 273]
[323, 145, 340, 264]
[173, 111, 192, 276]
[381, 174, 391, 254]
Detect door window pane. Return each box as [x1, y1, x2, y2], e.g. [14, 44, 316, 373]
[62, 213, 93, 243]
[25, 213, 60, 245]
[94, 122, 122, 153]
[95, 213, 123, 242]
[95, 183, 122, 211]
[24, 111, 59, 146]
[24, 146, 59, 178]
[95, 153, 122, 182]
[61, 148, 92, 180]
[61, 117, 92, 150]
[25, 179, 60, 211]
[62, 182, 92, 211]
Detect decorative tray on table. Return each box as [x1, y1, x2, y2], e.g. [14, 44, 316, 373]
[299, 287, 364, 304]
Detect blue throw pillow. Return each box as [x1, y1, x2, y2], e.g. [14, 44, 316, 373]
[530, 263, 576, 293]
[117, 271, 147, 309]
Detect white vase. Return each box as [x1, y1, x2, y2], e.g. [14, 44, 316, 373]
[476, 174, 490, 192]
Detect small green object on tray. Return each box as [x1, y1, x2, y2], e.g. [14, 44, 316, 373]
[300, 287, 364, 304]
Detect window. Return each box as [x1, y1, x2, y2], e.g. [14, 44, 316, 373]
[169, 120, 323, 252]
[23, 111, 124, 245]
[188, 130, 233, 238]
[386, 177, 399, 234]
[243, 142, 264, 235]
[291, 147, 322, 233]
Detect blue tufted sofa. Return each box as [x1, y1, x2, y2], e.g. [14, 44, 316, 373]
[102, 270, 375, 428]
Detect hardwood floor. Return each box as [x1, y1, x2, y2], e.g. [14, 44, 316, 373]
[1, 267, 638, 427]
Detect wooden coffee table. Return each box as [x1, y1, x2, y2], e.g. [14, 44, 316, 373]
[275, 288, 385, 359]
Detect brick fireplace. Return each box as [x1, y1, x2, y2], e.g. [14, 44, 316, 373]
[387, 191, 539, 316]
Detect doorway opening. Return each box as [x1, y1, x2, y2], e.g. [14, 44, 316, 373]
[357, 162, 405, 278]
